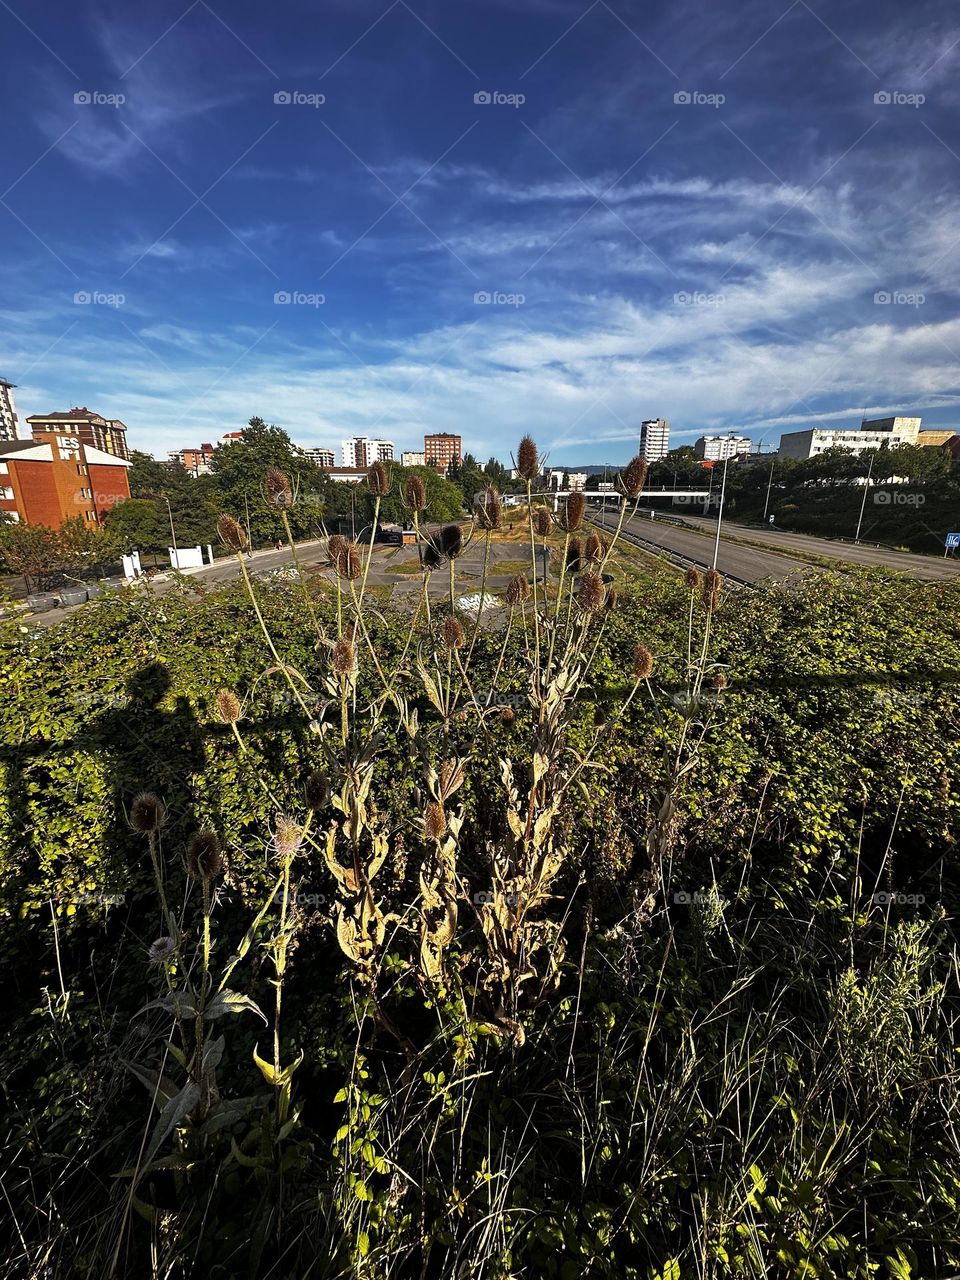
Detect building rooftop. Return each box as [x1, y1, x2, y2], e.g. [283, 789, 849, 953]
[0, 439, 43, 455]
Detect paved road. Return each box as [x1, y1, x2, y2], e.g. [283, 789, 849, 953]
[592, 511, 960, 585]
[673, 513, 960, 582]
[594, 512, 815, 586]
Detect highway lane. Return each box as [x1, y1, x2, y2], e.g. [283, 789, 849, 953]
[593, 511, 816, 586]
[671, 513, 960, 583]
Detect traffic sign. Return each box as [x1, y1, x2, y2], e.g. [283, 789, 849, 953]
[946, 532, 960, 549]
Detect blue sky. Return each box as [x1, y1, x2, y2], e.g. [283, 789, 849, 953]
[3, 0, 960, 463]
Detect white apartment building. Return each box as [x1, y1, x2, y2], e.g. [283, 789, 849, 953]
[778, 417, 921, 460]
[695, 433, 753, 461]
[0, 379, 21, 442]
[401, 450, 426, 467]
[544, 469, 588, 490]
[341, 437, 394, 468]
[640, 418, 670, 462]
[301, 447, 335, 468]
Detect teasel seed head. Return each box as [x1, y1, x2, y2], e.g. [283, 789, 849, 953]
[501, 706, 515, 726]
[576, 570, 605, 613]
[404, 473, 426, 512]
[533, 505, 553, 538]
[305, 770, 329, 810]
[441, 614, 466, 651]
[264, 466, 293, 509]
[186, 830, 222, 881]
[504, 573, 530, 607]
[439, 523, 464, 559]
[593, 704, 608, 728]
[332, 635, 357, 675]
[148, 936, 177, 965]
[605, 586, 619, 612]
[423, 801, 447, 841]
[367, 460, 391, 496]
[702, 568, 723, 612]
[332, 540, 362, 581]
[584, 531, 606, 563]
[633, 643, 655, 681]
[710, 670, 728, 690]
[130, 791, 165, 834]
[423, 541, 443, 571]
[217, 514, 247, 553]
[618, 454, 648, 498]
[273, 814, 303, 859]
[566, 537, 583, 573]
[474, 485, 502, 531]
[515, 434, 540, 481]
[684, 566, 702, 590]
[559, 491, 585, 532]
[215, 688, 241, 724]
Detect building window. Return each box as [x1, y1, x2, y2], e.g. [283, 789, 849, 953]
[0, 486, 13, 500]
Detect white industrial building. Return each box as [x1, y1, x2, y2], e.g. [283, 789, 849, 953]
[778, 416, 921, 460]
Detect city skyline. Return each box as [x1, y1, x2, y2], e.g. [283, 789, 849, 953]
[4, 1, 960, 460]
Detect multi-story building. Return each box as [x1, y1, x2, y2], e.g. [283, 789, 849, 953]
[917, 428, 957, 448]
[169, 444, 215, 476]
[779, 418, 921, 460]
[0, 433, 130, 526]
[0, 378, 21, 442]
[639, 419, 670, 462]
[860, 416, 922, 444]
[301, 447, 336, 468]
[27, 407, 130, 461]
[401, 450, 426, 468]
[341, 437, 394, 468]
[221, 431, 244, 446]
[695, 433, 753, 461]
[424, 433, 462, 472]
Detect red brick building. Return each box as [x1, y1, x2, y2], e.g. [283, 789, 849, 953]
[26, 407, 130, 461]
[424, 432, 462, 473]
[0, 434, 131, 527]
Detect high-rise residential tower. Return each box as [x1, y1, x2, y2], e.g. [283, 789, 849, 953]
[639, 418, 670, 462]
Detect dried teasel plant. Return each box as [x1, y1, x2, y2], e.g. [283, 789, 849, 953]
[557, 491, 585, 533]
[367, 460, 391, 497]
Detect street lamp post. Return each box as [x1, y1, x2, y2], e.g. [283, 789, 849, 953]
[854, 451, 875, 543]
[761, 458, 776, 524]
[712, 455, 729, 570]
[164, 496, 177, 556]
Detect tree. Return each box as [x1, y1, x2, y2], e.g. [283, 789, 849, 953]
[103, 499, 163, 553]
[0, 522, 64, 592]
[208, 417, 328, 545]
[0, 517, 115, 591]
